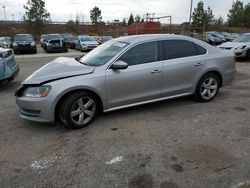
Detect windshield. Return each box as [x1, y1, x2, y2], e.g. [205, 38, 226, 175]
[79, 40, 129, 66]
[233, 35, 250, 42]
[80, 36, 95, 42]
[15, 35, 33, 41]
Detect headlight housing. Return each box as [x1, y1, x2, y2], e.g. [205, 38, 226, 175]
[23, 86, 51, 98]
[0, 51, 8, 58]
[13, 42, 17, 47]
[235, 45, 247, 50]
[31, 41, 36, 46]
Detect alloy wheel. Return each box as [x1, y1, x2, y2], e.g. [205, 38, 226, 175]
[70, 97, 96, 126]
[200, 77, 218, 100]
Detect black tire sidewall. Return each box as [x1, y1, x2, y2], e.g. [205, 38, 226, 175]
[195, 73, 220, 102]
[60, 92, 98, 129]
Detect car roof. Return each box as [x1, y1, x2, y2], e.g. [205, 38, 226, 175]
[115, 34, 198, 44]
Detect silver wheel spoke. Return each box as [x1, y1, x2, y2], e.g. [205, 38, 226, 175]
[202, 89, 208, 96]
[84, 109, 94, 117]
[84, 99, 94, 109]
[77, 99, 84, 110]
[207, 89, 212, 97]
[78, 112, 85, 124]
[207, 78, 214, 86]
[210, 85, 217, 90]
[71, 109, 82, 117]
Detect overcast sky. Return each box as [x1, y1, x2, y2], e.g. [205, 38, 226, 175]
[0, 0, 249, 23]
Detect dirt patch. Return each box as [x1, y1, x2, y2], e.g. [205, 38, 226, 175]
[171, 164, 184, 173]
[177, 145, 234, 172]
[128, 174, 153, 188]
[160, 181, 178, 188]
[233, 107, 247, 112]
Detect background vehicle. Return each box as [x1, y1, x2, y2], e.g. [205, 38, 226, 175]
[0, 37, 12, 48]
[43, 34, 68, 53]
[218, 33, 250, 59]
[208, 32, 226, 43]
[13, 34, 37, 54]
[75, 35, 99, 51]
[98, 36, 113, 44]
[0, 48, 19, 86]
[16, 34, 235, 129]
[65, 36, 78, 49]
[220, 32, 235, 42]
[206, 33, 224, 45]
[40, 34, 48, 47]
[61, 33, 73, 48]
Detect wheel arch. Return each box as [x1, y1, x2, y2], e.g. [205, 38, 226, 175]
[196, 69, 223, 90]
[54, 88, 104, 121]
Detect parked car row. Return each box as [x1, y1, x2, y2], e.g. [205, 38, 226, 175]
[41, 34, 68, 53]
[205, 31, 239, 45]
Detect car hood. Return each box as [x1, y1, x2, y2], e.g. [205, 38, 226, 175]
[23, 57, 95, 85]
[218, 42, 250, 48]
[80, 41, 98, 45]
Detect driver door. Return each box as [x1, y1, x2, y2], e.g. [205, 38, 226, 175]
[105, 41, 162, 109]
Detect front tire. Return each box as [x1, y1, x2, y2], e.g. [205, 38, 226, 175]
[195, 73, 220, 102]
[59, 92, 98, 129]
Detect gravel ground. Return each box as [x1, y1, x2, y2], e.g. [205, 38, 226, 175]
[0, 54, 250, 188]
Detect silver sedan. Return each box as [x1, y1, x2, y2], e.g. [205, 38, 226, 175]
[16, 34, 236, 129]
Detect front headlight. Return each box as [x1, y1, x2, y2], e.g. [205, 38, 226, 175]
[235, 45, 247, 50]
[23, 86, 51, 98]
[0, 51, 8, 58]
[13, 42, 17, 47]
[31, 42, 36, 46]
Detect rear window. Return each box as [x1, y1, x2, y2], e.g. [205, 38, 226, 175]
[161, 40, 207, 60]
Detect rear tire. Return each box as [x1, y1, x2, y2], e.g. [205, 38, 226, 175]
[195, 73, 220, 102]
[59, 92, 98, 129]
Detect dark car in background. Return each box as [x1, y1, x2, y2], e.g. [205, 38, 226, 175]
[61, 33, 73, 48]
[43, 34, 68, 53]
[13, 34, 37, 54]
[65, 36, 78, 49]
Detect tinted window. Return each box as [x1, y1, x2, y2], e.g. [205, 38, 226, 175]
[119, 42, 158, 66]
[161, 40, 206, 60]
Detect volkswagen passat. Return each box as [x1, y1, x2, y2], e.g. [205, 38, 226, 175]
[15, 34, 236, 129]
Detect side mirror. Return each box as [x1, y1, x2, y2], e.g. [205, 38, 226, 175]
[110, 60, 128, 70]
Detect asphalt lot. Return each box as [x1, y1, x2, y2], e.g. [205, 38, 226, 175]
[0, 52, 250, 188]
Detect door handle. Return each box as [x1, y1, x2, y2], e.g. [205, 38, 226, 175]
[151, 69, 161, 74]
[194, 62, 204, 67]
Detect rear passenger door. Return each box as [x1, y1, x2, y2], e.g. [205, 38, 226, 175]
[160, 40, 207, 97]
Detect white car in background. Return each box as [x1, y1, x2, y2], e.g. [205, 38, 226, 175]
[218, 33, 250, 59]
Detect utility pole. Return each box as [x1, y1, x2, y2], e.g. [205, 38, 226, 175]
[2, 5, 7, 21]
[12, 13, 14, 21]
[189, 0, 193, 33]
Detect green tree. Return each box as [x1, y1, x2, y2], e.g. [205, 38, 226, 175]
[90, 6, 102, 24]
[213, 16, 224, 25]
[227, 0, 244, 26]
[122, 18, 127, 27]
[192, 1, 214, 29]
[135, 14, 141, 23]
[243, 3, 250, 26]
[23, 0, 50, 34]
[128, 14, 134, 25]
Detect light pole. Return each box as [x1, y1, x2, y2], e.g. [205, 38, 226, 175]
[189, 0, 193, 25]
[2, 5, 7, 21]
[12, 13, 14, 21]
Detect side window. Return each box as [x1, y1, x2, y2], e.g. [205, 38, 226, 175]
[119, 41, 158, 66]
[161, 40, 207, 60]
